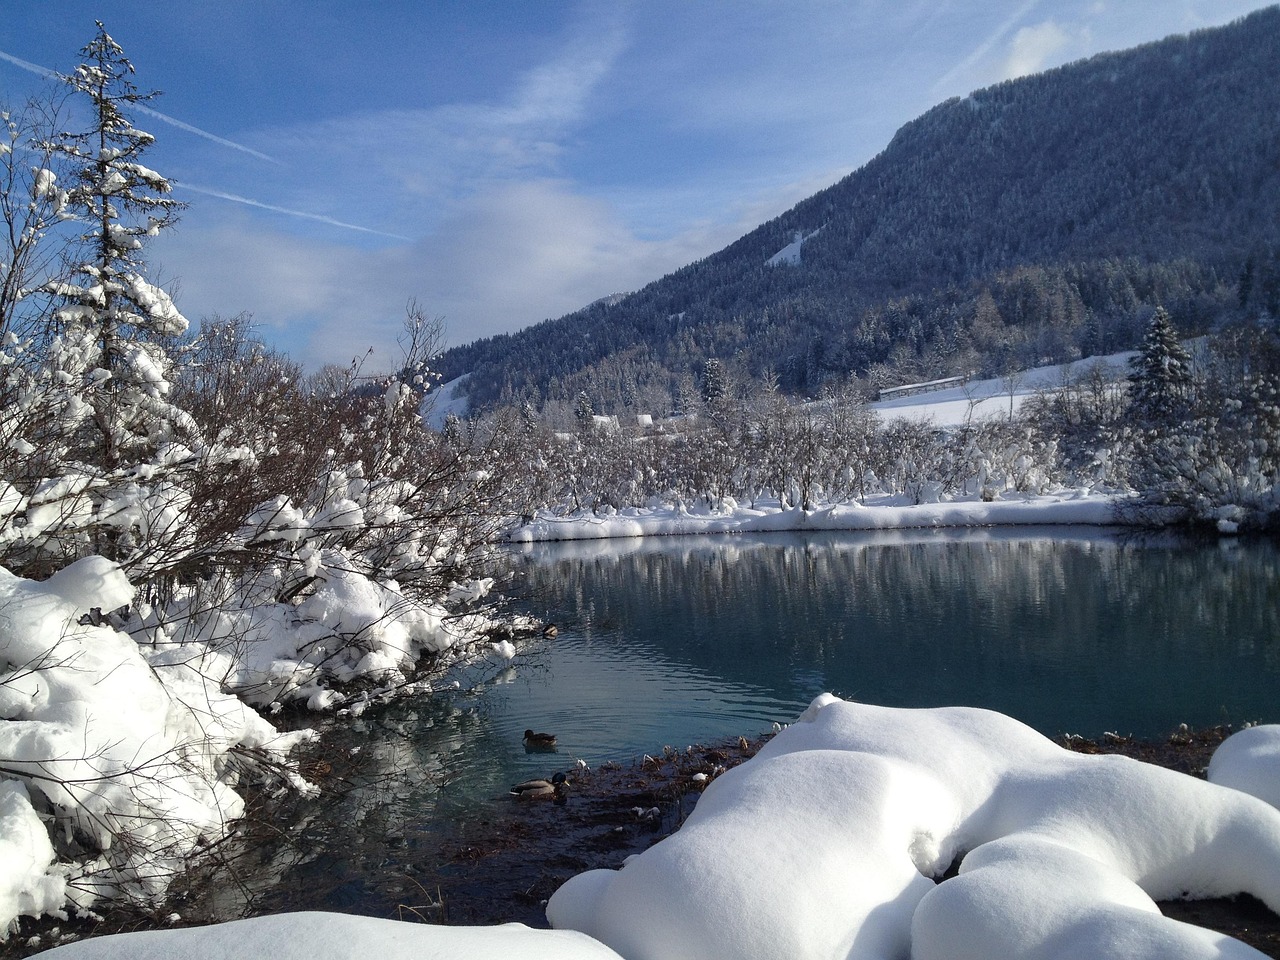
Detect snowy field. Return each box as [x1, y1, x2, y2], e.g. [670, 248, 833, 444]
[868, 352, 1136, 427]
[36, 699, 1280, 959]
[506, 492, 1137, 543]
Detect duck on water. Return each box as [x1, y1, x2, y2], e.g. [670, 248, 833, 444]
[509, 771, 569, 800]
[523, 729, 557, 749]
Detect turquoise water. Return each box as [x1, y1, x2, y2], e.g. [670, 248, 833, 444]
[227, 528, 1279, 919]
[501, 528, 1279, 750]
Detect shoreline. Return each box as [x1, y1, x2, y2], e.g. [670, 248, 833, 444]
[6, 725, 1278, 959]
[505, 493, 1146, 544]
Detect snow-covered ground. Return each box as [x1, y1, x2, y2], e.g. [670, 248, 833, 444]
[422, 373, 471, 429]
[869, 352, 1135, 428]
[35, 701, 1280, 959]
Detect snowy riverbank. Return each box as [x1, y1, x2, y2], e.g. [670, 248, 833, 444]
[507, 489, 1163, 543]
[32, 697, 1280, 959]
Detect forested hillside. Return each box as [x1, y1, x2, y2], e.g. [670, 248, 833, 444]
[435, 6, 1280, 419]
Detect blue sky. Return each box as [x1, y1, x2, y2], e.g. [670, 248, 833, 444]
[1, 1, 1273, 370]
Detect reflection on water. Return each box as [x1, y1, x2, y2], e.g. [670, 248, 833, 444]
[205, 528, 1279, 920]
[506, 528, 1280, 740]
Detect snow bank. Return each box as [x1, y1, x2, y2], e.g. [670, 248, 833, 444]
[0, 558, 312, 936]
[36, 913, 624, 960]
[1210, 725, 1280, 811]
[509, 491, 1139, 542]
[548, 695, 1280, 960]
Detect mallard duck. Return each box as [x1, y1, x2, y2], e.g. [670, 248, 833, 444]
[509, 771, 568, 799]
[523, 728, 557, 748]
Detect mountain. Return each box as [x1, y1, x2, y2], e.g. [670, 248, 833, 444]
[435, 7, 1280, 418]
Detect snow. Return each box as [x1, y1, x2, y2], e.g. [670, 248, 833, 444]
[508, 491, 1141, 542]
[870, 352, 1136, 428]
[14, 696, 1280, 957]
[766, 228, 821, 267]
[1209, 726, 1280, 811]
[123, 274, 188, 337]
[35, 913, 625, 959]
[0, 781, 63, 938]
[0, 557, 313, 935]
[548, 694, 1280, 959]
[423, 374, 471, 430]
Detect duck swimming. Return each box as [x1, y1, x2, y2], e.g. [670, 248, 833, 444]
[509, 771, 568, 799]
[523, 728, 557, 748]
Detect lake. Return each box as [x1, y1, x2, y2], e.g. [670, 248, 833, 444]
[502, 527, 1279, 749]
[203, 527, 1279, 919]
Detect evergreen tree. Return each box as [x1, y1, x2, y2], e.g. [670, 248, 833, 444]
[519, 400, 539, 432]
[700, 357, 727, 406]
[574, 390, 594, 427]
[43, 22, 194, 470]
[1127, 307, 1193, 425]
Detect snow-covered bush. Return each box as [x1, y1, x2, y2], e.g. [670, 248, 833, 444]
[0, 27, 528, 935]
[0, 556, 313, 936]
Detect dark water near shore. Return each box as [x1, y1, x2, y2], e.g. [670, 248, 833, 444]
[196, 527, 1280, 920]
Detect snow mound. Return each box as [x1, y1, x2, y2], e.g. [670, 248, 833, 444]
[0, 557, 311, 935]
[1209, 725, 1280, 810]
[548, 695, 1280, 960]
[36, 912, 624, 960]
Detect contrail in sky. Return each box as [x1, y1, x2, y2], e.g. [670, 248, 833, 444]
[931, 0, 1041, 95]
[0, 48, 283, 165]
[178, 183, 413, 241]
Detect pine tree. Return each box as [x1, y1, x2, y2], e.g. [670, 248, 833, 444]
[19, 23, 202, 570]
[1127, 307, 1193, 426]
[700, 357, 726, 406]
[574, 390, 594, 427]
[43, 22, 195, 470]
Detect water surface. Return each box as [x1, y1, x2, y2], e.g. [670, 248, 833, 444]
[216, 528, 1280, 919]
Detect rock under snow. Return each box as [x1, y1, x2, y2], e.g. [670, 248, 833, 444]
[548, 694, 1280, 960]
[1209, 725, 1280, 811]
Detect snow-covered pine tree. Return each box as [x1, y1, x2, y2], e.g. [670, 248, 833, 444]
[1127, 306, 1193, 427]
[11, 22, 203, 572]
[43, 22, 196, 472]
[574, 390, 594, 428]
[700, 357, 726, 407]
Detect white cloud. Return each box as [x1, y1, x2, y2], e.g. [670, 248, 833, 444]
[1003, 21, 1071, 79]
[223, 7, 629, 242]
[153, 163, 836, 372]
